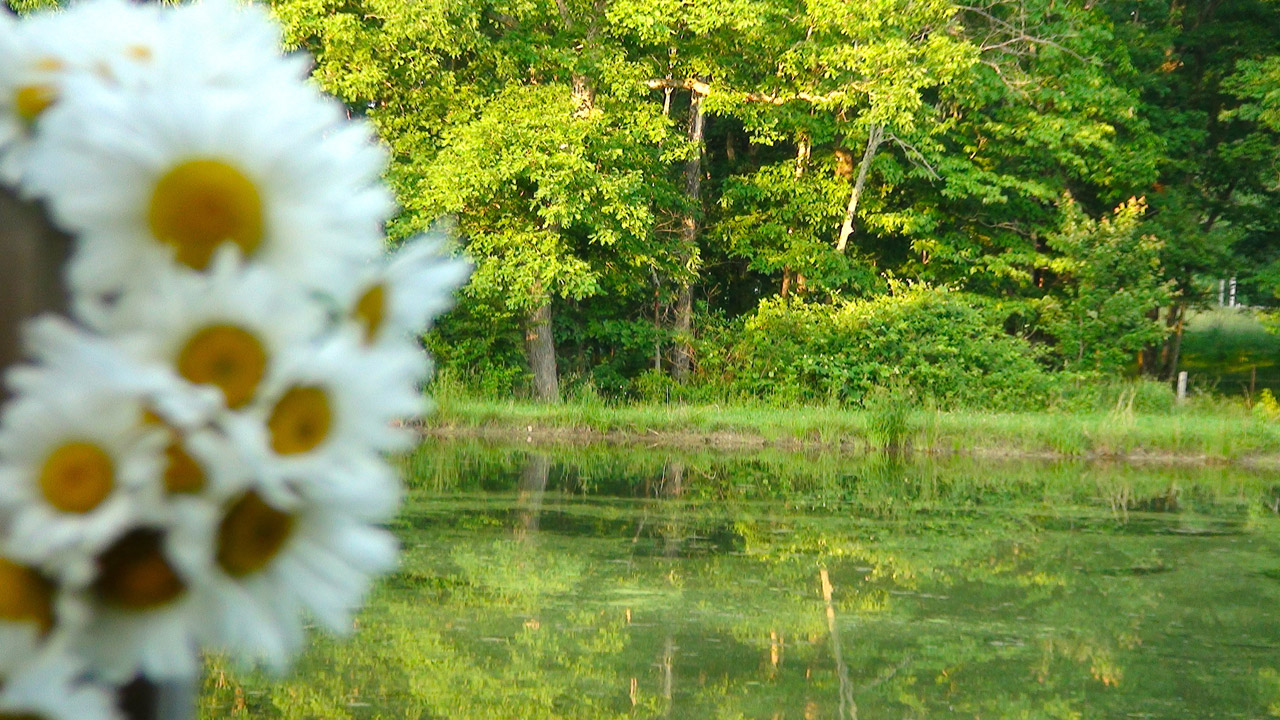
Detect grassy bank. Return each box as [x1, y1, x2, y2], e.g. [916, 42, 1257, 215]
[426, 394, 1280, 464]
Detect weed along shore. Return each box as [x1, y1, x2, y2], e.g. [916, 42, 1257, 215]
[424, 396, 1280, 466]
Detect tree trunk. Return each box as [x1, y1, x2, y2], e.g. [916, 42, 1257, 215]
[836, 124, 884, 254]
[525, 298, 560, 403]
[789, 139, 810, 298]
[794, 136, 810, 179]
[1163, 302, 1187, 381]
[1138, 306, 1161, 376]
[652, 272, 663, 372]
[672, 87, 706, 383]
[819, 568, 857, 720]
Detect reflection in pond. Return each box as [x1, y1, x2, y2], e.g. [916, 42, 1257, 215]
[201, 442, 1280, 718]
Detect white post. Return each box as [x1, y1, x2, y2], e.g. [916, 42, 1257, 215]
[1177, 371, 1188, 403]
[1229, 276, 1237, 308]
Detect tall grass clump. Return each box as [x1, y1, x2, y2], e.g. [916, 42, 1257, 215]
[864, 382, 916, 454]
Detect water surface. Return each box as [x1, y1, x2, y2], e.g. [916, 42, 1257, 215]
[202, 443, 1280, 719]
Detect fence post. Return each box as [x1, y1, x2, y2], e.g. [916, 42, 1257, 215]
[1176, 371, 1188, 404]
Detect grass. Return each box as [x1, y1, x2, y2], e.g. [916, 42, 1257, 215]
[426, 391, 1280, 464]
[424, 312, 1280, 462]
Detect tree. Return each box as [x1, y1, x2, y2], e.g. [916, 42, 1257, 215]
[426, 85, 676, 401]
[1041, 196, 1171, 373]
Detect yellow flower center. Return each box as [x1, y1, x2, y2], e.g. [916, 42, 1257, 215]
[147, 159, 264, 270]
[92, 529, 186, 611]
[217, 491, 295, 578]
[162, 440, 206, 495]
[33, 56, 63, 72]
[13, 85, 56, 126]
[352, 283, 387, 344]
[176, 324, 267, 410]
[0, 558, 54, 634]
[267, 386, 332, 455]
[126, 44, 153, 61]
[39, 441, 114, 514]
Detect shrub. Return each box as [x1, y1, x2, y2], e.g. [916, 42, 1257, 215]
[718, 287, 1054, 409]
[1254, 389, 1280, 420]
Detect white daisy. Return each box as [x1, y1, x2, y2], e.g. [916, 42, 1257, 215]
[223, 330, 418, 521]
[6, 316, 222, 431]
[42, 0, 164, 86]
[195, 488, 397, 669]
[72, 517, 218, 682]
[89, 251, 323, 415]
[152, 422, 246, 505]
[0, 381, 166, 571]
[345, 233, 471, 349]
[0, 645, 120, 720]
[0, 540, 91, 651]
[26, 65, 392, 297]
[0, 0, 163, 183]
[0, 13, 70, 183]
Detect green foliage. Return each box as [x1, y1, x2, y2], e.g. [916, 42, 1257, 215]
[1181, 308, 1280, 397]
[719, 287, 1053, 409]
[264, 0, 1280, 402]
[1040, 197, 1171, 373]
[717, 158, 874, 294]
[1047, 378, 1175, 415]
[426, 83, 678, 312]
[1224, 56, 1280, 133]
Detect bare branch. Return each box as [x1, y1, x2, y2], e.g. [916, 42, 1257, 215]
[886, 131, 940, 181]
[957, 2, 1091, 64]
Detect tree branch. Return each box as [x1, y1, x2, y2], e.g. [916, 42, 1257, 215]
[644, 78, 854, 106]
[885, 131, 940, 181]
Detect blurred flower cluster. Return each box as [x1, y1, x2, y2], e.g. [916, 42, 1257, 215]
[0, 1, 467, 716]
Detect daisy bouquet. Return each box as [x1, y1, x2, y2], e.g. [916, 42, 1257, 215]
[0, 1, 467, 717]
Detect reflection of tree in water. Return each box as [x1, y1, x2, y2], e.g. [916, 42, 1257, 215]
[516, 452, 551, 541]
[204, 446, 1280, 719]
[658, 458, 682, 719]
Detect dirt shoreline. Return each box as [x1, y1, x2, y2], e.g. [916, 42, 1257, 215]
[422, 422, 1280, 468]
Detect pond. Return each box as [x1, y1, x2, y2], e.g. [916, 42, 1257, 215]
[201, 441, 1280, 719]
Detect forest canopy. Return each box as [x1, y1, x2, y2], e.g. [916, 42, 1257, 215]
[18, 0, 1278, 405]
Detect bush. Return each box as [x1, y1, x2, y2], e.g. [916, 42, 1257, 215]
[715, 287, 1054, 410]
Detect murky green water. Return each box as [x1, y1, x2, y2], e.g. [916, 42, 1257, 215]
[202, 442, 1280, 719]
